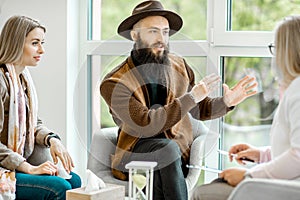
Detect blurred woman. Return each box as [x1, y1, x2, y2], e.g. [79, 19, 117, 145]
[191, 15, 300, 200]
[0, 15, 81, 199]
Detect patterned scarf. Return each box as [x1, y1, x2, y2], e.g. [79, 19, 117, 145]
[0, 167, 15, 199]
[5, 64, 37, 156]
[0, 64, 38, 198]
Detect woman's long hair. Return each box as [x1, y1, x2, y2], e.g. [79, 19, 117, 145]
[0, 15, 46, 65]
[275, 15, 300, 87]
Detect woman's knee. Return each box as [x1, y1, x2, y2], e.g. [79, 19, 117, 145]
[54, 178, 72, 193]
[68, 172, 82, 189]
[50, 178, 72, 200]
[16, 175, 72, 200]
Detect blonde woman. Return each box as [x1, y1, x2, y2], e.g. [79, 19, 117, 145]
[0, 15, 81, 199]
[191, 15, 300, 200]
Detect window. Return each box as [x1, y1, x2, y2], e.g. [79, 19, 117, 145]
[221, 57, 279, 169]
[96, 0, 207, 40]
[230, 0, 300, 31]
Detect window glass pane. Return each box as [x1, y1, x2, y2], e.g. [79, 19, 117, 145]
[97, 56, 207, 128]
[221, 57, 279, 168]
[100, 55, 127, 128]
[230, 0, 300, 31]
[96, 0, 207, 40]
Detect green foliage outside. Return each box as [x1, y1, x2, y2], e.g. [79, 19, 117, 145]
[100, 56, 127, 127]
[232, 0, 300, 31]
[224, 57, 278, 126]
[101, 0, 207, 40]
[224, 0, 300, 126]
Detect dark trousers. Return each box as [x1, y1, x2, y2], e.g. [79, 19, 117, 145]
[128, 138, 188, 200]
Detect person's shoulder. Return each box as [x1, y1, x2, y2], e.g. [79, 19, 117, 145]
[291, 76, 300, 85]
[102, 57, 130, 80]
[168, 53, 184, 60]
[284, 77, 300, 101]
[288, 77, 300, 92]
[168, 53, 186, 66]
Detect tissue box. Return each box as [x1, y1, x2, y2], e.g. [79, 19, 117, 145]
[66, 184, 125, 200]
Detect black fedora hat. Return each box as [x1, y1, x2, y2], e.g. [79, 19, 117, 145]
[117, 0, 183, 40]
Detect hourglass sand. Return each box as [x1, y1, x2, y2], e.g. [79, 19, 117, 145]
[132, 173, 147, 199]
[125, 161, 157, 200]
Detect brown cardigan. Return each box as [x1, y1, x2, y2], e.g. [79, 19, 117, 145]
[100, 54, 231, 180]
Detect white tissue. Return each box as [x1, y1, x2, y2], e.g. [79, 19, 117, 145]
[85, 169, 106, 192]
[57, 160, 72, 179]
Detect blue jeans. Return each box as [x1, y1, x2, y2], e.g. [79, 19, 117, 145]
[129, 138, 188, 200]
[15, 171, 81, 200]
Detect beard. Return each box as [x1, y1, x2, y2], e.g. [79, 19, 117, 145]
[131, 35, 170, 109]
[132, 35, 170, 66]
[131, 35, 170, 92]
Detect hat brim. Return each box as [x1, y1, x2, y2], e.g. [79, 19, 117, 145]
[117, 10, 183, 40]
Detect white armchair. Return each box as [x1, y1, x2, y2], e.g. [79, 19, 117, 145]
[87, 114, 209, 196]
[228, 178, 300, 200]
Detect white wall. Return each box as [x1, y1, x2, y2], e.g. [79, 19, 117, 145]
[0, 0, 87, 182]
[0, 0, 68, 134]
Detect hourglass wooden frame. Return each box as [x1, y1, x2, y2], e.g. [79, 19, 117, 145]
[125, 161, 157, 200]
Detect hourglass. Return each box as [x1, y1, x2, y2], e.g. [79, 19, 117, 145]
[125, 161, 157, 200]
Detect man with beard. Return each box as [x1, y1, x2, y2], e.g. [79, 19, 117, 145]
[100, 1, 257, 200]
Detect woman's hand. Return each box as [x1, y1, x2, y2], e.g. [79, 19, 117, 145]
[49, 138, 74, 174]
[17, 161, 58, 175]
[228, 143, 260, 165]
[219, 168, 247, 187]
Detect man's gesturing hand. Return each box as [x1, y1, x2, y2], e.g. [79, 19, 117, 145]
[190, 73, 221, 103]
[223, 75, 258, 107]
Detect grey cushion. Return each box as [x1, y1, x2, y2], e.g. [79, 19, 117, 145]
[27, 144, 53, 165]
[87, 127, 129, 192]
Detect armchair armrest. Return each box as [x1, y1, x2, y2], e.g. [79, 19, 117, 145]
[228, 178, 300, 200]
[186, 113, 211, 192]
[185, 134, 206, 191]
[188, 113, 209, 139]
